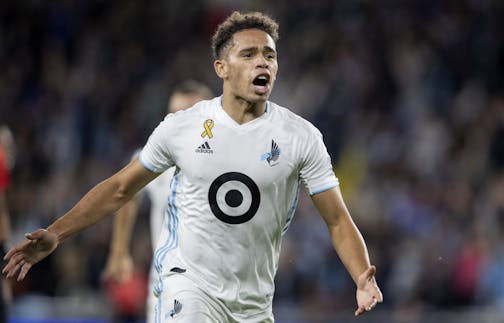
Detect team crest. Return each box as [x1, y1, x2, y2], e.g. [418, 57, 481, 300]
[261, 140, 281, 166]
[166, 299, 183, 319]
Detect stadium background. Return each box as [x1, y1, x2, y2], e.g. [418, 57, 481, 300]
[1, 0, 504, 322]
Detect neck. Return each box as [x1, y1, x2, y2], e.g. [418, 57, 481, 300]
[221, 92, 267, 125]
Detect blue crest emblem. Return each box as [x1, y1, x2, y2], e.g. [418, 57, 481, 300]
[261, 140, 281, 166]
[166, 299, 183, 318]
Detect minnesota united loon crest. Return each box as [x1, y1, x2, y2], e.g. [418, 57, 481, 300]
[261, 140, 281, 166]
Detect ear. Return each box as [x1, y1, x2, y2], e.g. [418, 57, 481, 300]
[214, 59, 228, 79]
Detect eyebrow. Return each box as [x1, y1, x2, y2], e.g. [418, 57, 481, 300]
[239, 46, 277, 53]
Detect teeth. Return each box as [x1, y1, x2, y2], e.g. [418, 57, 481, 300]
[253, 75, 269, 87]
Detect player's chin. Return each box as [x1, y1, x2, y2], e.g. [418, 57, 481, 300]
[250, 91, 271, 102]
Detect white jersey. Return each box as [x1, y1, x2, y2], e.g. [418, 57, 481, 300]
[139, 97, 338, 320]
[140, 161, 175, 323]
[130, 150, 175, 251]
[144, 167, 175, 250]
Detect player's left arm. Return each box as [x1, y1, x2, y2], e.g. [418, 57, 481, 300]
[311, 186, 383, 316]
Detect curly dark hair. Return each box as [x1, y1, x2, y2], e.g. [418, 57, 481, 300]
[211, 11, 279, 59]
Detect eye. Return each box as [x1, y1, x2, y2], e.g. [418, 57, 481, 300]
[265, 52, 276, 60]
[243, 52, 253, 58]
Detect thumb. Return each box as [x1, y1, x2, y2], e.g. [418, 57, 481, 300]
[24, 229, 48, 241]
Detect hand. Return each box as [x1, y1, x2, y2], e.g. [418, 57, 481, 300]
[2, 229, 59, 281]
[355, 265, 383, 316]
[101, 252, 134, 283]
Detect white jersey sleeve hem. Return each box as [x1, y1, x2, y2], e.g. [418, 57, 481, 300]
[309, 182, 340, 195]
[139, 150, 164, 173]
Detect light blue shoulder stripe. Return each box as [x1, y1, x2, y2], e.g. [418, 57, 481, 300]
[157, 173, 179, 265]
[138, 150, 159, 173]
[282, 184, 300, 235]
[155, 278, 163, 323]
[310, 183, 339, 195]
[153, 173, 180, 273]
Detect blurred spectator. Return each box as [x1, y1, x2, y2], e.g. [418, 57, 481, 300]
[0, 125, 15, 323]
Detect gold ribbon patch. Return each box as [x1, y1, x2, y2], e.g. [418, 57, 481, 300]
[201, 119, 214, 138]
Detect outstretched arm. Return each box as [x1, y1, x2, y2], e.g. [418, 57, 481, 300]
[3, 157, 159, 281]
[102, 194, 141, 283]
[311, 187, 383, 316]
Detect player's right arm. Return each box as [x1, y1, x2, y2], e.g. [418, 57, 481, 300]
[2, 157, 160, 281]
[102, 194, 141, 283]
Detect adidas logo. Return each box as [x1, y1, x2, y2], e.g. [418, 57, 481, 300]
[195, 141, 213, 154]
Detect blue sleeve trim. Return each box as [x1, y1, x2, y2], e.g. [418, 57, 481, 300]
[310, 183, 339, 195]
[139, 150, 161, 173]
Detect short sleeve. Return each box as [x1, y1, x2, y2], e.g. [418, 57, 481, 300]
[139, 115, 176, 173]
[299, 127, 339, 195]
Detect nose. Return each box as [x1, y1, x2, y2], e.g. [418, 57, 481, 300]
[256, 55, 269, 69]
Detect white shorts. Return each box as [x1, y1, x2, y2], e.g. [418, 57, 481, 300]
[153, 272, 274, 323]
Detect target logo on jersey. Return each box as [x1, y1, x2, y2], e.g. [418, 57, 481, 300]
[208, 172, 260, 225]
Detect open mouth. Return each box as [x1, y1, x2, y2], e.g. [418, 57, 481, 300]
[253, 75, 269, 87]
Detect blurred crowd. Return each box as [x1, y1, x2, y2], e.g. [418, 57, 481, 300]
[1, 0, 504, 322]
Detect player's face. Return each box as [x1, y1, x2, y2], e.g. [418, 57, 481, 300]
[168, 93, 206, 113]
[216, 29, 278, 103]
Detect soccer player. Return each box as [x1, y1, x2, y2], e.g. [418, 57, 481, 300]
[102, 80, 213, 323]
[3, 11, 382, 322]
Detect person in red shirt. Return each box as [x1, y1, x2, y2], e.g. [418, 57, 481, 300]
[0, 125, 14, 323]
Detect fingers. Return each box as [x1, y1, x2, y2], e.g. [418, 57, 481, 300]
[3, 240, 33, 279]
[355, 296, 379, 316]
[355, 265, 383, 317]
[2, 252, 26, 279]
[4, 233, 40, 260]
[375, 287, 384, 302]
[2, 231, 49, 282]
[368, 296, 378, 309]
[4, 246, 18, 261]
[2, 239, 36, 280]
[4, 240, 30, 260]
[3, 252, 23, 273]
[18, 261, 32, 281]
[354, 306, 365, 316]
